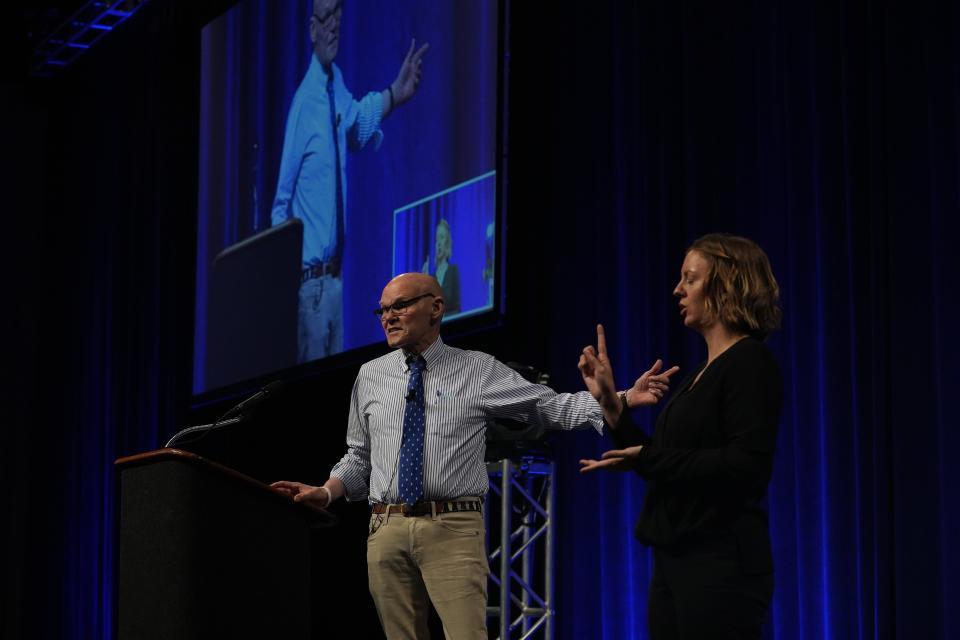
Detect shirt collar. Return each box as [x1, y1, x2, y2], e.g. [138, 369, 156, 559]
[398, 336, 446, 372]
[307, 53, 338, 87]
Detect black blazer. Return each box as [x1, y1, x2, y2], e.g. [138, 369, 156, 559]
[609, 337, 782, 572]
[439, 262, 461, 313]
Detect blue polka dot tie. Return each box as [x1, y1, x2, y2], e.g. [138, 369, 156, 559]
[398, 355, 427, 505]
[325, 71, 344, 262]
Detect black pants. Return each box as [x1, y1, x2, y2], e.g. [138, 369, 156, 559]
[649, 534, 774, 640]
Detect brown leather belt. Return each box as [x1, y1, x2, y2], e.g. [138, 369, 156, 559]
[301, 258, 341, 282]
[371, 499, 482, 517]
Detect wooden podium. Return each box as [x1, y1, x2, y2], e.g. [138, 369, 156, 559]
[114, 448, 335, 639]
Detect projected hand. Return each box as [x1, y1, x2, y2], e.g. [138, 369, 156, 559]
[391, 39, 429, 106]
[579, 446, 644, 474]
[624, 359, 680, 407]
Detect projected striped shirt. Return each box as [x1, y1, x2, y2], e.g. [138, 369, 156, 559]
[330, 337, 604, 504]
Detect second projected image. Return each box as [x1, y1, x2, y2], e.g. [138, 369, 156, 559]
[393, 171, 496, 321]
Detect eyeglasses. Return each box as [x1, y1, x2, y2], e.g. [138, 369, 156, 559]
[312, 1, 343, 29]
[373, 293, 435, 318]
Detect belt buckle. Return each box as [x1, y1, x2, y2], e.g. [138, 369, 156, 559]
[401, 503, 416, 517]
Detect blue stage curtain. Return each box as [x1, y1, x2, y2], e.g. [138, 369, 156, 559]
[8, 1, 959, 638]
[507, 1, 960, 638]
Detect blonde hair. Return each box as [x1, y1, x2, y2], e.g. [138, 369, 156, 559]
[436, 219, 452, 250]
[687, 233, 781, 340]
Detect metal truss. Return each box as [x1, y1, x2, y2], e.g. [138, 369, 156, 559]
[486, 457, 556, 640]
[32, 0, 150, 77]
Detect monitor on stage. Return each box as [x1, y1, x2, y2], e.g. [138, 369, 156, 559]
[192, 0, 505, 397]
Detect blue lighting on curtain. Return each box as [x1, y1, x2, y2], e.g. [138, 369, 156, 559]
[34, 1, 960, 639]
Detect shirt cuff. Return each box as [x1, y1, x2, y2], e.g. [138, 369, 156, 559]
[585, 395, 605, 434]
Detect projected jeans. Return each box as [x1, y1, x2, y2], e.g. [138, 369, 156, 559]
[298, 274, 343, 362]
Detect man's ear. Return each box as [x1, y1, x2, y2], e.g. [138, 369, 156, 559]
[430, 297, 445, 325]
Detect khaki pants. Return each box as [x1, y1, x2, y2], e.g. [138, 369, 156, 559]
[366, 508, 488, 639]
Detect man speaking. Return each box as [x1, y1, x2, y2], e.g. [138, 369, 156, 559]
[272, 273, 605, 638]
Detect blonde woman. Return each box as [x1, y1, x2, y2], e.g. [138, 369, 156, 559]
[579, 233, 783, 640]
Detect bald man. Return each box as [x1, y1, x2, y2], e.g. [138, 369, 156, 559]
[272, 273, 605, 639]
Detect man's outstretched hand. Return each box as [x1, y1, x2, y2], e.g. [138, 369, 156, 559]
[391, 39, 429, 107]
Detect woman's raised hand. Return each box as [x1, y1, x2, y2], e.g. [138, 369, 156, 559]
[625, 359, 681, 407]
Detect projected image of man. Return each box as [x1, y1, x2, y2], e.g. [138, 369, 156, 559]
[272, 0, 429, 362]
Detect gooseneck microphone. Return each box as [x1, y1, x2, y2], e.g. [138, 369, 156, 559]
[165, 380, 287, 448]
[218, 380, 286, 421]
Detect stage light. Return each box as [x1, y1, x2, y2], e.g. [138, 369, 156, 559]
[31, 0, 150, 77]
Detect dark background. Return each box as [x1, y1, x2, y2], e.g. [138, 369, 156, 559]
[4, 0, 958, 638]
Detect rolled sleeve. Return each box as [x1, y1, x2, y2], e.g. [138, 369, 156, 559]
[346, 91, 384, 152]
[482, 358, 604, 434]
[329, 379, 373, 501]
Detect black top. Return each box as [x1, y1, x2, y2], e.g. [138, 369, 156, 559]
[609, 337, 782, 551]
[439, 262, 461, 313]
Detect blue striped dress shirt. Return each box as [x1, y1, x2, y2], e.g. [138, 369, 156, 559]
[330, 337, 605, 504]
[271, 54, 384, 266]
